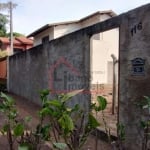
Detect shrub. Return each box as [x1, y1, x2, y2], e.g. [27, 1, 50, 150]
[0, 90, 108, 150]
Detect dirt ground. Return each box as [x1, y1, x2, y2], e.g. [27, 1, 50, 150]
[91, 84, 118, 136]
[0, 93, 112, 150]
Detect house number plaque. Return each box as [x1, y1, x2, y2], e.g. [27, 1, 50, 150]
[131, 58, 145, 76]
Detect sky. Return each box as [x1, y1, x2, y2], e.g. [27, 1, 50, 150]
[0, 0, 150, 36]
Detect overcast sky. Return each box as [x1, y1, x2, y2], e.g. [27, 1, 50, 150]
[0, 0, 149, 35]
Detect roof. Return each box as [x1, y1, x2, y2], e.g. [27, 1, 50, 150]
[15, 37, 33, 45]
[0, 37, 33, 46]
[79, 10, 116, 21]
[0, 37, 9, 44]
[27, 21, 78, 37]
[27, 10, 116, 37]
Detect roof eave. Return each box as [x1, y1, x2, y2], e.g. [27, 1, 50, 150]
[27, 24, 50, 37]
[27, 10, 117, 37]
[80, 10, 116, 22]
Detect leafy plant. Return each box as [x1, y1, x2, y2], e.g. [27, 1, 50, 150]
[117, 123, 125, 142]
[0, 92, 24, 150]
[0, 92, 35, 150]
[110, 122, 126, 150]
[0, 90, 109, 150]
[91, 96, 109, 150]
[36, 89, 102, 150]
[136, 96, 150, 150]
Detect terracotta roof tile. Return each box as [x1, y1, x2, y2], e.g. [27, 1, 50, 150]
[15, 37, 33, 45]
[0, 37, 33, 46]
[0, 37, 9, 44]
[13, 39, 21, 45]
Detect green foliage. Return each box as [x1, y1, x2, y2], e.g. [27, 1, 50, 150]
[88, 113, 100, 129]
[0, 92, 19, 149]
[91, 96, 107, 112]
[97, 96, 107, 111]
[0, 9, 24, 38]
[0, 92, 17, 119]
[142, 96, 150, 113]
[0, 92, 33, 150]
[18, 143, 33, 150]
[6, 32, 25, 37]
[0, 90, 108, 150]
[0, 2, 18, 37]
[36, 89, 104, 150]
[117, 123, 125, 141]
[136, 96, 150, 150]
[53, 142, 67, 150]
[0, 13, 8, 37]
[14, 123, 24, 136]
[58, 113, 74, 135]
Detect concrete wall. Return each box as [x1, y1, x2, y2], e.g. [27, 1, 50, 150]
[119, 4, 150, 149]
[9, 31, 91, 112]
[9, 3, 150, 149]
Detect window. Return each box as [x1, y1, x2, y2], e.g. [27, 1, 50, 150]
[42, 36, 49, 44]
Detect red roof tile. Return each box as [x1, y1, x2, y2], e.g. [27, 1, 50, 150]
[0, 37, 33, 46]
[15, 37, 33, 45]
[0, 37, 9, 44]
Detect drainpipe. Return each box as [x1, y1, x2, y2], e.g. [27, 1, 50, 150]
[111, 54, 118, 115]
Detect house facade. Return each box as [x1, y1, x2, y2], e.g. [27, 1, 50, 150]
[0, 37, 33, 81]
[0, 37, 33, 54]
[28, 10, 116, 46]
[28, 10, 119, 85]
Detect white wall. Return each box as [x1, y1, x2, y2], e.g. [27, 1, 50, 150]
[90, 28, 119, 84]
[100, 14, 111, 21]
[53, 13, 108, 39]
[54, 24, 81, 39]
[34, 27, 54, 46]
[80, 15, 101, 28]
[33, 13, 113, 46]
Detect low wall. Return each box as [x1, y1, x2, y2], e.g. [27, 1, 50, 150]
[9, 32, 91, 112]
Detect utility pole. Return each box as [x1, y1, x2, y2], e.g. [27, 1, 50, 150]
[9, 1, 13, 55]
[0, 1, 17, 54]
[7, 1, 13, 92]
[0, 1, 17, 92]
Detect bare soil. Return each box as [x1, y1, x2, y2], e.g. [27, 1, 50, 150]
[91, 84, 118, 136]
[0, 93, 112, 150]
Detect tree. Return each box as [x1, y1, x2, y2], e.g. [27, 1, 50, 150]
[0, 13, 8, 37]
[7, 32, 25, 37]
[0, 2, 24, 38]
[0, 2, 17, 38]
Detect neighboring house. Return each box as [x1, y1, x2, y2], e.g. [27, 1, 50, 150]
[0, 37, 33, 81]
[28, 10, 119, 85]
[27, 10, 116, 46]
[0, 37, 33, 54]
